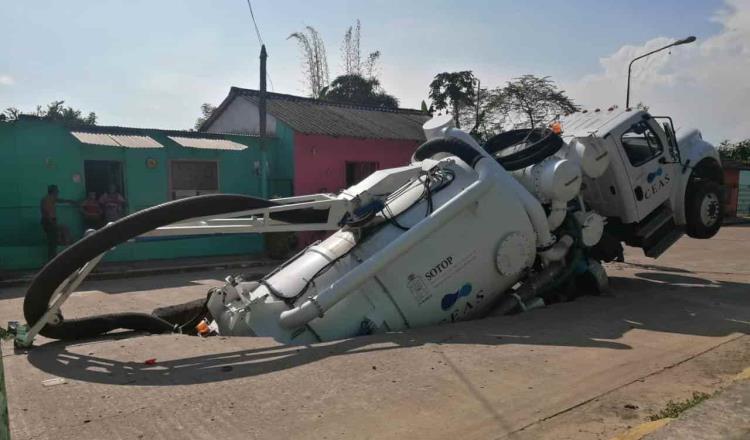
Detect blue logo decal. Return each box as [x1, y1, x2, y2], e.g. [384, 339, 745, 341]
[441, 283, 472, 310]
[647, 167, 663, 183]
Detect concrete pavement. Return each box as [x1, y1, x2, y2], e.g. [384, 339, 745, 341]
[1, 226, 749, 439]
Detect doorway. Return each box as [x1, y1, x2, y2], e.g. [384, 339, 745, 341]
[84, 160, 125, 198]
[345, 161, 379, 187]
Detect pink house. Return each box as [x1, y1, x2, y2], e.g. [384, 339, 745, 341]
[294, 134, 424, 195]
[200, 88, 430, 246]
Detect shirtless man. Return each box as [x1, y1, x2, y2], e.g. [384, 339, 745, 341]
[40, 185, 75, 260]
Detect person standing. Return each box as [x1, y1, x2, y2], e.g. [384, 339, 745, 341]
[98, 184, 127, 223]
[79, 191, 103, 230]
[40, 185, 74, 260]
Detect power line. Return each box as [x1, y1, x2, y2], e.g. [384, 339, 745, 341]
[244, 0, 274, 91]
[245, 0, 263, 45]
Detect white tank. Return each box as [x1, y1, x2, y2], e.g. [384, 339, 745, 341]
[208, 158, 537, 344]
[564, 137, 610, 178]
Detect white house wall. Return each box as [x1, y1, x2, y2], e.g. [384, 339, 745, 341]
[206, 96, 277, 136]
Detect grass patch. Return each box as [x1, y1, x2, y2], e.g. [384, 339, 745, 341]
[648, 391, 711, 421]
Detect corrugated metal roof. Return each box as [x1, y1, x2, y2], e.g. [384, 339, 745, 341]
[71, 132, 121, 147]
[109, 134, 163, 148]
[71, 132, 163, 148]
[203, 88, 430, 141]
[69, 127, 254, 151]
[168, 136, 247, 151]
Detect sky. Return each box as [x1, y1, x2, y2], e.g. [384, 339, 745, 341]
[1, 0, 747, 142]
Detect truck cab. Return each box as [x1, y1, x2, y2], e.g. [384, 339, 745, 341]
[562, 108, 724, 259]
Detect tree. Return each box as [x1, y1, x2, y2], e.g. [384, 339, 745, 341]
[2, 101, 96, 125]
[320, 74, 398, 108]
[194, 103, 217, 130]
[459, 85, 502, 142]
[718, 139, 750, 163]
[492, 75, 577, 128]
[37, 100, 97, 125]
[0, 107, 20, 122]
[428, 71, 477, 128]
[288, 26, 330, 98]
[341, 19, 380, 78]
[289, 20, 389, 100]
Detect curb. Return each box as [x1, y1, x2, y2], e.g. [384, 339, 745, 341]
[610, 419, 673, 440]
[0, 342, 9, 440]
[611, 364, 750, 440]
[0, 259, 280, 288]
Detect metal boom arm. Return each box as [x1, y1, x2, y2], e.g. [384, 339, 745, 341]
[140, 194, 350, 238]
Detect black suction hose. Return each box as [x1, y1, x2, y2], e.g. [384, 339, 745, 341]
[24, 194, 278, 340]
[412, 137, 483, 168]
[484, 128, 564, 171]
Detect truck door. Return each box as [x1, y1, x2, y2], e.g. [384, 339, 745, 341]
[616, 119, 676, 221]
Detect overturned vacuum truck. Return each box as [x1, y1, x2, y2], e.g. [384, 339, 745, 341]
[19, 109, 725, 346]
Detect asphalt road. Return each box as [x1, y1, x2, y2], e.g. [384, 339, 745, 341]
[1, 226, 749, 439]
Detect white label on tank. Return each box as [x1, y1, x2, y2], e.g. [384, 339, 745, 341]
[406, 273, 431, 305]
[423, 250, 478, 289]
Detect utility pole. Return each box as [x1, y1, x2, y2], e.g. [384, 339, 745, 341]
[259, 44, 268, 199]
[473, 79, 481, 134]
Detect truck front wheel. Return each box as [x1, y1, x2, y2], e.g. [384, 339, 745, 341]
[685, 180, 723, 239]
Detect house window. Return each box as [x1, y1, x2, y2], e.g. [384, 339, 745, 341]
[345, 161, 379, 186]
[170, 160, 219, 199]
[621, 122, 664, 167]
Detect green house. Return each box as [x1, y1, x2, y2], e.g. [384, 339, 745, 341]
[0, 117, 293, 271]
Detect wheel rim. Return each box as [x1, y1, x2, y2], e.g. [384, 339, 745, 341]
[700, 192, 720, 227]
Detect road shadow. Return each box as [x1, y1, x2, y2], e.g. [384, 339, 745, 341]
[23, 270, 750, 387]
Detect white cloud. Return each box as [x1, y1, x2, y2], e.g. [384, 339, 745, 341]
[565, 0, 750, 143]
[0, 75, 14, 86]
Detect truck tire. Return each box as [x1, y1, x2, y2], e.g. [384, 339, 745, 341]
[685, 180, 723, 239]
